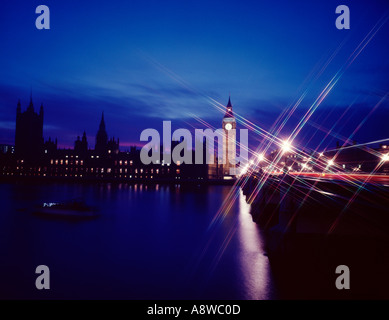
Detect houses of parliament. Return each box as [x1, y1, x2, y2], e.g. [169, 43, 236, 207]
[1, 95, 238, 182]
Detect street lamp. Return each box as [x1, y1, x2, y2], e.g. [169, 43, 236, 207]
[281, 140, 292, 154]
[240, 164, 249, 176]
[328, 159, 334, 166]
[281, 140, 292, 174]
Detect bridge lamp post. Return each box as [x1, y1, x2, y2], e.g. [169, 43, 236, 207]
[281, 140, 292, 154]
[258, 153, 265, 164]
[254, 153, 265, 173]
[281, 140, 292, 173]
[327, 159, 335, 173]
[240, 164, 249, 176]
[381, 153, 389, 162]
[257, 153, 265, 162]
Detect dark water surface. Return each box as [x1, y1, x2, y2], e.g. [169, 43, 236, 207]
[0, 181, 277, 299]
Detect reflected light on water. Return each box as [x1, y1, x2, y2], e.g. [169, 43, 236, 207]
[237, 189, 275, 299]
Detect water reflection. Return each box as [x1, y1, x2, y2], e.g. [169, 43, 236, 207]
[237, 189, 276, 299]
[0, 182, 276, 299]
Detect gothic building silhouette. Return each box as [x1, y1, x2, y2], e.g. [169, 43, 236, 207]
[74, 131, 88, 155]
[3, 95, 247, 181]
[15, 95, 44, 162]
[95, 112, 119, 155]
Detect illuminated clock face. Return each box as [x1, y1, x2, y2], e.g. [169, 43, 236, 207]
[225, 123, 232, 131]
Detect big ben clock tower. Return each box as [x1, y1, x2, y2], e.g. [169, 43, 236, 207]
[222, 96, 236, 177]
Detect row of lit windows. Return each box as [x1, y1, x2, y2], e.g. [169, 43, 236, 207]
[85, 168, 169, 174]
[2, 172, 167, 180]
[42, 167, 171, 175]
[45, 154, 82, 159]
[16, 166, 47, 171]
[49, 160, 148, 167]
[50, 159, 84, 165]
[9, 166, 177, 174]
[115, 160, 133, 166]
[1, 172, 187, 179]
[21, 159, 178, 168]
[2, 172, 166, 179]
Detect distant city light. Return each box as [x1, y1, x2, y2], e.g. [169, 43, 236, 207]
[319, 152, 324, 157]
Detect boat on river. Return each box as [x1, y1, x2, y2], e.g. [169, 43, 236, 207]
[35, 200, 98, 220]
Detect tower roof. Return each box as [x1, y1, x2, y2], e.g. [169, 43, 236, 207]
[96, 112, 108, 152]
[227, 96, 232, 109]
[82, 131, 87, 142]
[28, 91, 34, 111]
[99, 112, 106, 130]
[224, 96, 234, 118]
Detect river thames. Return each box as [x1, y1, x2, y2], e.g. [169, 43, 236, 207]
[0, 181, 277, 299]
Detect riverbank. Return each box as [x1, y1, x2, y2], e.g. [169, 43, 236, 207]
[0, 174, 237, 186]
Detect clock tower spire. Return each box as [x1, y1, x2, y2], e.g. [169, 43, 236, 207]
[222, 96, 237, 177]
[224, 96, 233, 118]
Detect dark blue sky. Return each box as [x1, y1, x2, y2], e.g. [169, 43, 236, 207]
[0, 0, 388, 151]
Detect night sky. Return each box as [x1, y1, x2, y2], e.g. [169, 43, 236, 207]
[0, 0, 388, 152]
